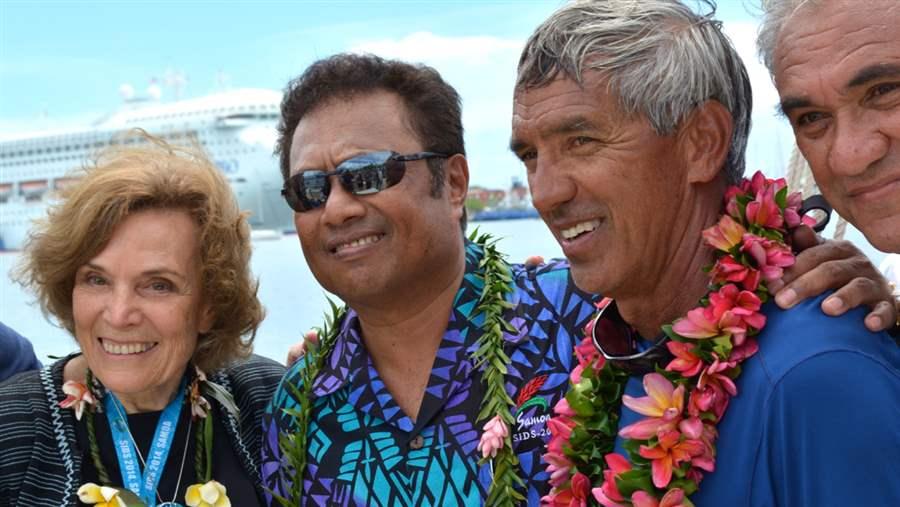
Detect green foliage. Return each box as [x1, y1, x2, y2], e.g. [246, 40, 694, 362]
[468, 231, 526, 506]
[274, 299, 346, 507]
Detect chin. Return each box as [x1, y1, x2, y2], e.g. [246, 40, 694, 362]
[864, 229, 900, 254]
[568, 262, 608, 295]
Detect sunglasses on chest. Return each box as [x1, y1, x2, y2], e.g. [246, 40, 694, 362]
[281, 150, 449, 212]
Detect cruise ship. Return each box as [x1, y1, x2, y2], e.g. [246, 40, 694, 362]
[0, 88, 294, 250]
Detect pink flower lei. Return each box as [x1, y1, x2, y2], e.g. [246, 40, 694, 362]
[543, 172, 813, 506]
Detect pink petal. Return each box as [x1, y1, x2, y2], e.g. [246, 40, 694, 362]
[622, 394, 665, 418]
[643, 373, 675, 409]
[651, 456, 673, 489]
[619, 417, 668, 440]
[631, 490, 661, 507]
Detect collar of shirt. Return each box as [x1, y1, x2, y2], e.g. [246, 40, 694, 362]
[306, 240, 493, 434]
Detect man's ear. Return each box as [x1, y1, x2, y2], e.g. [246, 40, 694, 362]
[679, 100, 733, 184]
[444, 154, 469, 221]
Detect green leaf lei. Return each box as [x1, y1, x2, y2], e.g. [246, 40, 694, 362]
[275, 232, 523, 506]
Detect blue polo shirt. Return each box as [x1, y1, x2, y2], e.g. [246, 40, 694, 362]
[262, 242, 598, 506]
[616, 294, 900, 506]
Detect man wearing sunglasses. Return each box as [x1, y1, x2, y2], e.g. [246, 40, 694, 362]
[261, 53, 605, 505]
[511, 0, 900, 505]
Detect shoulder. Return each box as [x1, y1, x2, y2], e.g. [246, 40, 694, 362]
[753, 293, 900, 383]
[0, 322, 41, 379]
[509, 258, 598, 320]
[220, 354, 286, 405]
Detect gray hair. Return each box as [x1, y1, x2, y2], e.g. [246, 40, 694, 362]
[516, 0, 752, 184]
[757, 0, 816, 75]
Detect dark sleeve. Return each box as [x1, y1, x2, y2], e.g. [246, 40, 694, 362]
[0, 322, 41, 382]
[755, 350, 900, 506]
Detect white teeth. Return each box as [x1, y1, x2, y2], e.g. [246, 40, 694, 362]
[101, 340, 155, 355]
[336, 235, 381, 253]
[561, 220, 602, 240]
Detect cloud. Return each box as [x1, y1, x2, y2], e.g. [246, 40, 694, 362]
[350, 31, 523, 66]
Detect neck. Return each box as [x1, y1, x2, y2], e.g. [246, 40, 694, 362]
[111, 380, 184, 414]
[352, 246, 466, 374]
[616, 187, 724, 338]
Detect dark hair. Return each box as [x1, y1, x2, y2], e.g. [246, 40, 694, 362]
[277, 53, 468, 229]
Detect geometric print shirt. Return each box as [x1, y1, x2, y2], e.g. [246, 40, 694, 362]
[261, 241, 597, 506]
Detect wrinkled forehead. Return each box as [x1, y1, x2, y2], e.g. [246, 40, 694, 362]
[774, 0, 900, 80]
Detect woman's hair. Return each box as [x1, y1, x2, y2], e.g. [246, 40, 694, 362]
[16, 131, 264, 371]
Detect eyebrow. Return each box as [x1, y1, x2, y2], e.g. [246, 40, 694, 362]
[81, 262, 186, 281]
[509, 116, 599, 154]
[779, 96, 812, 116]
[847, 63, 900, 88]
[780, 63, 900, 116]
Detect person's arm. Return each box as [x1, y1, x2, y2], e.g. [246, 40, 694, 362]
[758, 350, 900, 506]
[769, 228, 898, 333]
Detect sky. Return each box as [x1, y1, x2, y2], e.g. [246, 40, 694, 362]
[0, 0, 796, 187]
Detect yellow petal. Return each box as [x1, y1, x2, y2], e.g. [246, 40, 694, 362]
[200, 481, 220, 503]
[99, 486, 120, 501]
[77, 483, 104, 503]
[185, 484, 203, 506]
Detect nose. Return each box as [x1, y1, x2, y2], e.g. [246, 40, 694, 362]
[103, 286, 141, 328]
[528, 155, 577, 218]
[827, 119, 889, 177]
[320, 177, 367, 227]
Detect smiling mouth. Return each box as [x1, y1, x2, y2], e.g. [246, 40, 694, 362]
[332, 234, 383, 254]
[560, 219, 602, 241]
[99, 338, 158, 356]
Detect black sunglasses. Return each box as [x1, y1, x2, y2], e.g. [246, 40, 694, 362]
[590, 298, 672, 375]
[281, 150, 449, 212]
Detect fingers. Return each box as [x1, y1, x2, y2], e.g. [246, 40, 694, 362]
[863, 300, 899, 333]
[524, 255, 545, 267]
[774, 240, 866, 307]
[774, 240, 895, 324]
[286, 342, 306, 366]
[789, 225, 822, 252]
[285, 329, 320, 366]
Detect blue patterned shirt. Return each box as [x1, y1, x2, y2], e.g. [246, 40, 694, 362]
[262, 241, 597, 506]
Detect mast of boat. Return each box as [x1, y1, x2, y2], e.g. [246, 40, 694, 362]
[785, 145, 848, 240]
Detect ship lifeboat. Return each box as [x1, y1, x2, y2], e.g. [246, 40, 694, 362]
[53, 176, 81, 191]
[20, 179, 49, 201]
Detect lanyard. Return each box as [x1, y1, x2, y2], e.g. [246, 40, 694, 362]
[104, 376, 187, 507]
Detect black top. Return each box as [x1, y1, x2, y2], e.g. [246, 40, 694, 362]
[75, 401, 262, 506]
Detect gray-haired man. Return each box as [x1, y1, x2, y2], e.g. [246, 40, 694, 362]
[511, 0, 900, 504]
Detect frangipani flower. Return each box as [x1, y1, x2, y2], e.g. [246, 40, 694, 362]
[477, 415, 509, 459]
[665, 342, 703, 377]
[619, 374, 684, 440]
[60, 380, 95, 421]
[638, 430, 705, 489]
[702, 215, 746, 252]
[542, 472, 590, 507]
[76, 483, 127, 507]
[593, 453, 632, 507]
[186, 480, 231, 507]
[632, 488, 693, 507]
[709, 255, 761, 291]
[544, 449, 574, 488]
[741, 234, 795, 282]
